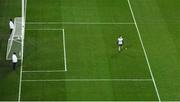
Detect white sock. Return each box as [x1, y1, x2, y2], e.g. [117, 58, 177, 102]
[118, 47, 121, 51]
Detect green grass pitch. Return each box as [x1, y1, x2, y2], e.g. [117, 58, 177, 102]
[0, 0, 180, 101]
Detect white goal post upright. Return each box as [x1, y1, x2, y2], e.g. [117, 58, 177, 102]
[6, 0, 26, 60]
[6, 17, 23, 60]
[21, 0, 26, 61]
[18, 0, 26, 101]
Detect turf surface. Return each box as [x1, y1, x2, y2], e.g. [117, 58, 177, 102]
[0, 0, 21, 100]
[0, 0, 180, 101]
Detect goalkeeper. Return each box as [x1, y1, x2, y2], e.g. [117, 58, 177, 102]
[9, 19, 14, 34]
[12, 52, 18, 70]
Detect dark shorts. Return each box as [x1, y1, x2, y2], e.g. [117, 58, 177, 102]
[118, 43, 123, 46]
[10, 29, 13, 34]
[12, 62, 17, 70]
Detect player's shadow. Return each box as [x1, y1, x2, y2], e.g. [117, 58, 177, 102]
[110, 47, 137, 59]
[0, 59, 20, 79]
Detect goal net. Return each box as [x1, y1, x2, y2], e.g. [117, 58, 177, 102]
[6, 17, 24, 60]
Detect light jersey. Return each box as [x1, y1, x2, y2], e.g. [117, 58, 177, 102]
[12, 54, 18, 63]
[118, 37, 123, 45]
[9, 21, 14, 29]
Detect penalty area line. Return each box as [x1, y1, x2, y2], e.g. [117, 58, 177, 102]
[22, 70, 66, 73]
[26, 28, 63, 31]
[62, 29, 67, 72]
[127, 0, 161, 101]
[26, 22, 135, 25]
[22, 79, 153, 82]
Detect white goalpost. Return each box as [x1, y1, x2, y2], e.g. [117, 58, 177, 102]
[18, 0, 26, 101]
[6, 0, 26, 61]
[6, 17, 24, 60]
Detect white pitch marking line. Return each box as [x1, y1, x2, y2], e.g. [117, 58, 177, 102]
[26, 22, 135, 25]
[127, 0, 161, 101]
[22, 79, 153, 82]
[22, 70, 66, 73]
[18, 58, 23, 102]
[62, 29, 67, 72]
[24, 28, 67, 72]
[26, 28, 63, 31]
[18, 0, 27, 101]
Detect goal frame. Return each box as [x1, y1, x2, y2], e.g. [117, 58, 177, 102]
[6, 17, 24, 60]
